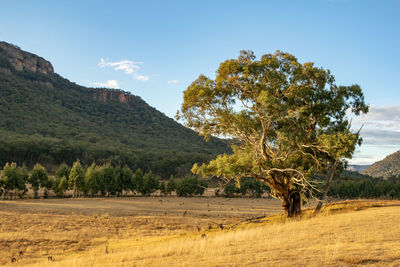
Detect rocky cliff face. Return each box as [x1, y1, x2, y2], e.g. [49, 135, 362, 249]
[0, 42, 54, 74]
[93, 90, 132, 105]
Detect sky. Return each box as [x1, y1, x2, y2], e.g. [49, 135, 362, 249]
[1, 0, 399, 165]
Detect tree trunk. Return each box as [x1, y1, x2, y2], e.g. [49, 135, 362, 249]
[314, 160, 339, 214]
[283, 191, 301, 217]
[73, 182, 77, 198]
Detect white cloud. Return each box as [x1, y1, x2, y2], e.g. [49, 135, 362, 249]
[349, 105, 400, 164]
[99, 58, 149, 81]
[133, 73, 150, 81]
[167, 80, 180, 84]
[351, 105, 400, 145]
[91, 80, 120, 89]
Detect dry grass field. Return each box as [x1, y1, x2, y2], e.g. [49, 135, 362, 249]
[0, 194, 289, 265]
[1, 196, 399, 266]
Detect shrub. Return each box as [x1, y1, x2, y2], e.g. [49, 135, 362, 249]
[141, 171, 160, 196]
[1, 163, 28, 199]
[237, 177, 269, 198]
[222, 183, 236, 198]
[166, 176, 177, 195]
[159, 181, 168, 196]
[29, 163, 49, 198]
[176, 176, 208, 197]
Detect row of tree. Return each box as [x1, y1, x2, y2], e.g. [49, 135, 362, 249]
[328, 177, 400, 199]
[2, 161, 399, 200]
[0, 161, 209, 199]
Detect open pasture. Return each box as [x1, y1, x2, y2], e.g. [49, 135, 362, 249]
[2, 197, 399, 266]
[0, 195, 293, 265]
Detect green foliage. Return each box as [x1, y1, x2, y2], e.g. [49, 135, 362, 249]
[159, 181, 168, 196]
[178, 50, 368, 216]
[141, 171, 160, 196]
[85, 164, 100, 196]
[328, 176, 400, 199]
[68, 160, 85, 197]
[1, 162, 27, 199]
[131, 169, 144, 194]
[53, 176, 68, 197]
[166, 176, 177, 195]
[100, 164, 115, 196]
[222, 183, 236, 198]
[53, 163, 71, 197]
[175, 176, 208, 197]
[0, 51, 230, 177]
[17, 165, 29, 196]
[29, 163, 49, 198]
[222, 177, 270, 198]
[237, 177, 269, 198]
[55, 163, 70, 180]
[113, 165, 133, 196]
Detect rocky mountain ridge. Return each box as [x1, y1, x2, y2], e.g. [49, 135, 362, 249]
[0, 41, 54, 74]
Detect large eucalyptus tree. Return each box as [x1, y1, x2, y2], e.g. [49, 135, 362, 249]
[177, 50, 368, 217]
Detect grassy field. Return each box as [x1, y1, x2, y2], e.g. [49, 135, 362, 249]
[0, 194, 290, 265]
[1, 197, 399, 266]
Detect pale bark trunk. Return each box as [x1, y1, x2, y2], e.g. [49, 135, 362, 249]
[315, 160, 339, 214]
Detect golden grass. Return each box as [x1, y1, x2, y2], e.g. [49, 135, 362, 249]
[0, 196, 286, 265]
[5, 199, 399, 267]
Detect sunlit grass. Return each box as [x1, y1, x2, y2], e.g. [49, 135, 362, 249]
[6, 199, 399, 266]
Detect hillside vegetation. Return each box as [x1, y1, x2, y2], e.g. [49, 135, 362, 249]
[362, 150, 400, 178]
[0, 42, 229, 176]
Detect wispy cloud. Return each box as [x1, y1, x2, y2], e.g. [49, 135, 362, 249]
[349, 105, 400, 164]
[90, 80, 120, 89]
[167, 80, 179, 84]
[99, 58, 149, 81]
[352, 105, 400, 145]
[133, 73, 150, 81]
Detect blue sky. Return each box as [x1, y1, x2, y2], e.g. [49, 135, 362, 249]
[1, 0, 399, 165]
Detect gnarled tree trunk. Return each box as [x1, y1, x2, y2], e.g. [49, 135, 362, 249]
[282, 191, 301, 217]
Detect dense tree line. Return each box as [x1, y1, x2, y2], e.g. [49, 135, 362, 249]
[2, 161, 399, 200]
[0, 161, 209, 199]
[328, 177, 400, 199]
[0, 133, 217, 178]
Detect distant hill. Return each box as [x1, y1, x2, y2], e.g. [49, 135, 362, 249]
[347, 165, 370, 172]
[361, 150, 400, 178]
[0, 41, 230, 176]
[339, 170, 373, 180]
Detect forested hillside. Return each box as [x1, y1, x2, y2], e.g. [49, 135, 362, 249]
[361, 150, 400, 178]
[0, 42, 230, 176]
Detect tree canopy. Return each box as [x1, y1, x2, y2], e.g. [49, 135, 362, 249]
[178, 50, 368, 217]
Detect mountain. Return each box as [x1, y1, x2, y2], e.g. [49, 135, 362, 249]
[0, 41, 230, 176]
[346, 165, 370, 172]
[361, 150, 400, 178]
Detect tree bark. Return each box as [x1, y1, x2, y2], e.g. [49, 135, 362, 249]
[314, 160, 339, 214]
[283, 191, 302, 217]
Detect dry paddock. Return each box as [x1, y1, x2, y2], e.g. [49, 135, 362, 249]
[0, 194, 306, 265]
